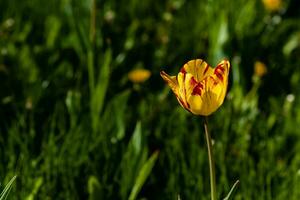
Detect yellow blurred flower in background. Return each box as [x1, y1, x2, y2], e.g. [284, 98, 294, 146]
[254, 61, 267, 77]
[128, 69, 151, 83]
[262, 0, 282, 11]
[160, 59, 230, 116]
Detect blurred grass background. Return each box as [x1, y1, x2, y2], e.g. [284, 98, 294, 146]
[1, 0, 300, 199]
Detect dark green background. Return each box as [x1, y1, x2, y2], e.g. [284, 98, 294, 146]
[1, 0, 300, 199]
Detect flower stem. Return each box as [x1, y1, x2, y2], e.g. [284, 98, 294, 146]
[204, 116, 217, 200]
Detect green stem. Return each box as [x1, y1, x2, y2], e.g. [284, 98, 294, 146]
[204, 116, 217, 200]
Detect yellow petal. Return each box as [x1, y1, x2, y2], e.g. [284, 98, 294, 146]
[160, 59, 230, 116]
[203, 60, 230, 110]
[177, 71, 190, 110]
[187, 60, 230, 115]
[160, 71, 179, 97]
[188, 87, 219, 115]
[181, 59, 214, 82]
[161, 71, 190, 110]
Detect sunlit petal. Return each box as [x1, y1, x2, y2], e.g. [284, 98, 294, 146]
[161, 59, 230, 116]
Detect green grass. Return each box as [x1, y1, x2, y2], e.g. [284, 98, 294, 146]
[1, 0, 300, 199]
[0, 176, 16, 200]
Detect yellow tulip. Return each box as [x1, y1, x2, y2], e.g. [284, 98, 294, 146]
[160, 59, 230, 116]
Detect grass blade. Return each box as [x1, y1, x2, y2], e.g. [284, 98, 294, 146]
[128, 151, 159, 200]
[223, 180, 240, 200]
[0, 176, 17, 200]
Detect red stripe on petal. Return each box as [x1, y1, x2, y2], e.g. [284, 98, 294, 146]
[214, 66, 224, 81]
[215, 72, 223, 81]
[215, 65, 225, 73]
[192, 85, 203, 95]
[191, 77, 203, 95]
[190, 77, 198, 86]
[180, 67, 186, 74]
[203, 64, 209, 75]
[210, 76, 218, 85]
[178, 98, 190, 109]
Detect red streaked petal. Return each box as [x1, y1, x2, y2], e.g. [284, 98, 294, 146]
[160, 71, 179, 96]
[180, 67, 186, 74]
[190, 77, 203, 95]
[203, 63, 210, 75]
[214, 70, 224, 81]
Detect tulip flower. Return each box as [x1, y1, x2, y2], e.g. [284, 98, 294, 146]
[161, 59, 237, 200]
[160, 59, 230, 116]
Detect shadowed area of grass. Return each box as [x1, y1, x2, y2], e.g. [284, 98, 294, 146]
[0, 0, 300, 199]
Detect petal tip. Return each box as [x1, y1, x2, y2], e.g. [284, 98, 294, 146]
[160, 71, 168, 78]
[221, 59, 230, 69]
